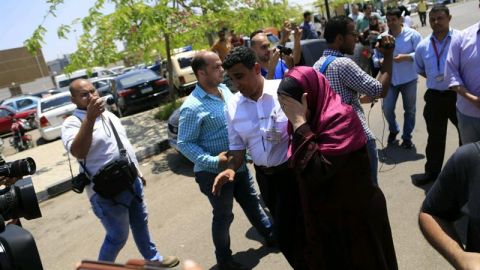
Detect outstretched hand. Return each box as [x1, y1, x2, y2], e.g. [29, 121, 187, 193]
[212, 169, 236, 196]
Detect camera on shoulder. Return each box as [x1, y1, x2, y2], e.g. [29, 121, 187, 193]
[0, 157, 44, 269]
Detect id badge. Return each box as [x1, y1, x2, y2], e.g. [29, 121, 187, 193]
[265, 128, 281, 144]
[435, 75, 444, 82]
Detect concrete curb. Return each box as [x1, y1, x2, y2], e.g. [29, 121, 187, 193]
[36, 139, 171, 203]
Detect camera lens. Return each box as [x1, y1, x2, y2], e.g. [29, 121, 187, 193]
[104, 96, 115, 105]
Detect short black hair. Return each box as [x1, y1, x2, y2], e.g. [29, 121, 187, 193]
[430, 4, 450, 16]
[191, 51, 209, 76]
[249, 29, 264, 46]
[222, 46, 256, 70]
[303, 11, 312, 19]
[386, 8, 402, 18]
[324, 16, 353, 44]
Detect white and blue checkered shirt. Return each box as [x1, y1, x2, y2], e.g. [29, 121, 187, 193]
[177, 83, 246, 173]
[313, 49, 382, 141]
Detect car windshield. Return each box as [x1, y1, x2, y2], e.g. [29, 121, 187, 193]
[118, 71, 158, 86]
[177, 57, 193, 69]
[41, 95, 72, 113]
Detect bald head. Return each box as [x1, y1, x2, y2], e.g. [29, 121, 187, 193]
[69, 79, 99, 110]
[69, 79, 92, 95]
[250, 32, 271, 65]
[192, 51, 218, 77]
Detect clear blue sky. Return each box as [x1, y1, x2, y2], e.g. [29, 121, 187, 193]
[0, 0, 313, 62]
[0, 0, 113, 61]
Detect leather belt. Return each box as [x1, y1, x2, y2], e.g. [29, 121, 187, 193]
[255, 161, 290, 175]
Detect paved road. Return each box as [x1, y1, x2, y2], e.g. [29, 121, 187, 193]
[20, 2, 480, 269]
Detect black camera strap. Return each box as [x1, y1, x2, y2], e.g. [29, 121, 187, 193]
[106, 117, 141, 203]
[107, 118, 128, 159]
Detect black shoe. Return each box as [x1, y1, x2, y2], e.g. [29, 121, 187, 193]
[264, 231, 277, 247]
[218, 260, 249, 270]
[413, 173, 437, 186]
[401, 139, 415, 149]
[388, 131, 399, 144]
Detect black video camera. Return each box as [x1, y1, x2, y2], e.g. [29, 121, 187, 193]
[277, 45, 293, 55]
[0, 157, 44, 269]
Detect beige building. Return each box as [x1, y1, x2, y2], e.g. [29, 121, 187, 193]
[0, 47, 49, 89]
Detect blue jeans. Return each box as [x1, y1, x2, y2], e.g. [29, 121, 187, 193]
[366, 139, 378, 186]
[382, 79, 417, 141]
[457, 109, 480, 144]
[195, 170, 272, 264]
[90, 177, 162, 262]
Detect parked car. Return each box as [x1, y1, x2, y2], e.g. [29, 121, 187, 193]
[0, 95, 40, 114]
[36, 92, 76, 141]
[113, 69, 169, 116]
[0, 105, 36, 135]
[167, 108, 181, 151]
[163, 46, 198, 95]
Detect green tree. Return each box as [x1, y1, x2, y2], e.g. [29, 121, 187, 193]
[25, 0, 301, 96]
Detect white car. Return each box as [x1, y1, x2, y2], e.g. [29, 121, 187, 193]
[36, 92, 76, 141]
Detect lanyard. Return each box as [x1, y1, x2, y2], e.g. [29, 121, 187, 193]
[430, 35, 449, 72]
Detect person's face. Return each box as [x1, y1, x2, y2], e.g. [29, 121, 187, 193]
[199, 53, 224, 86]
[305, 15, 312, 22]
[370, 16, 379, 25]
[226, 63, 262, 100]
[71, 80, 99, 110]
[386, 14, 402, 30]
[250, 34, 271, 63]
[365, 6, 372, 15]
[429, 11, 451, 33]
[340, 22, 358, 55]
[352, 6, 359, 14]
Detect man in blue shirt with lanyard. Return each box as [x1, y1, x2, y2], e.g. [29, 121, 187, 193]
[177, 51, 273, 270]
[413, 4, 461, 186]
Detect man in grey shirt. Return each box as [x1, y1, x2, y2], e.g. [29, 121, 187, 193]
[419, 141, 480, 269]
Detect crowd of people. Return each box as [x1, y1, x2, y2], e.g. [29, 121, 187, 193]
[61, 2, 480, 270]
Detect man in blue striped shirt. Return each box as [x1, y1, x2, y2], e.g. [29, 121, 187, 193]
[177, 51, 273, 270]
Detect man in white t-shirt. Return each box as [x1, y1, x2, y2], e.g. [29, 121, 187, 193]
[61, 79, 178, 267]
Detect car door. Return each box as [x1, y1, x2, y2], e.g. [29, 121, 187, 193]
[0, 107, 13, 134]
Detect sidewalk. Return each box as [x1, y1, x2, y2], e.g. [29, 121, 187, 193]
[8, 109, 170, 202]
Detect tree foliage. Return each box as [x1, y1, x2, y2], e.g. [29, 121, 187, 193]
[25, 0, 302, 73]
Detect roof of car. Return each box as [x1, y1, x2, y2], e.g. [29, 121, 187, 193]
[1, 95, 40, 104]
[116, 69, 156, 79]
[89, 76, 116, 83]
[39, 91, 71, 102]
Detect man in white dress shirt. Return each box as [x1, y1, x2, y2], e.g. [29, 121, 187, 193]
[212, 46, 305, 269]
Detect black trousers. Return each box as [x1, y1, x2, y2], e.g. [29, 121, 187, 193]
[423, 89, 461, 176]
[254, 164, 306, 269]
[419, 12, 427, 26]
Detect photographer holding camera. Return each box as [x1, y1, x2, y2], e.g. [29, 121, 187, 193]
[61, 79, 179, 267]
[313, 15, 394, 186]
[249, 23, 301, 80]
